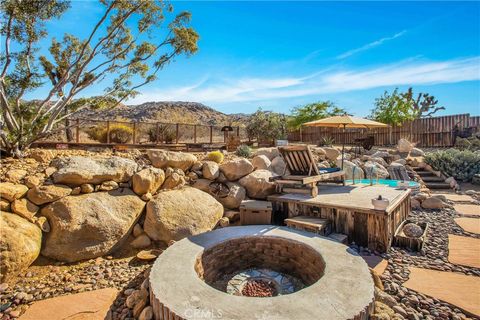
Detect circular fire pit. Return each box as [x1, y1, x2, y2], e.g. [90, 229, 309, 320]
[149, 226, 375, 320]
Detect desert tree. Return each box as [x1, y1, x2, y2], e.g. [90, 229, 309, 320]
[287, 101, 345, 129]
[370, 87, 445, 126]
[0, 0, 199, 157]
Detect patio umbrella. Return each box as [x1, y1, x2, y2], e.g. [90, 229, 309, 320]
[303, 114, 388, 169]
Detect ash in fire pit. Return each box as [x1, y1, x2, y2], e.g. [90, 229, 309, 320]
[223, 268, 304, 296]
[242, 279, 277, 297]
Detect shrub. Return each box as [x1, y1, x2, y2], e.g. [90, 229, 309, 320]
[236, 144, 252, 158]
[87, 123, 133, 143]
[424, 149, 480, 181]
[319, 136, 335, 147]
[455, 135, 480, 151]
[206, 150, 224, 163]
[147, 125, 177, 143]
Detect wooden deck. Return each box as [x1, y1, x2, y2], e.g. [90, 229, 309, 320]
[268, 185, 411, 252]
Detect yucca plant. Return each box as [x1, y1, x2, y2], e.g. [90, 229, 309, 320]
[236, 144, 252, 158]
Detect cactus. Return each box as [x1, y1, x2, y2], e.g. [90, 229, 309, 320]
[206, 150, 224, 164]
[236, 144, 252, 158]
[425, 149, 480, 182]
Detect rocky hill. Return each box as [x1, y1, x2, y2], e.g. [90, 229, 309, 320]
[73, 101, 249, 126]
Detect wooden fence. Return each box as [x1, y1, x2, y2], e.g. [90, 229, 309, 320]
[39, 118, 249, 147]
[288, 114, 480, 148]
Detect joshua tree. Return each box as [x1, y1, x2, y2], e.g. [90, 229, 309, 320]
[0, 0, 199, 157]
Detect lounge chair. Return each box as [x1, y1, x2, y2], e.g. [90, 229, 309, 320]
[270, 145, 345, 197]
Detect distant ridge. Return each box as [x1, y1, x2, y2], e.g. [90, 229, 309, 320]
[73, 101, 249, 126]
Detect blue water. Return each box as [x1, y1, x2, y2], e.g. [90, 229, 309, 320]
[345, 179, 420, 188]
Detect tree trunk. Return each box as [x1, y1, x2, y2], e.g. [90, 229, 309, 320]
[65, 107, 73, 142]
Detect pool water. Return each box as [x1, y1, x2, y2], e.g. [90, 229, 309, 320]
[345, 179, 420, 188]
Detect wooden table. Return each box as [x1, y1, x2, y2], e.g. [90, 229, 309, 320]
[268, 184, 411, 252]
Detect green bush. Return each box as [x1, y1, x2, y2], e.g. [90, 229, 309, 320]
[455, 135, 480, 151]
[87, 123, 133, 143]
[236, 144, 252, 158]
[424, 149, 480, 181]
[206, 150, 224, 163]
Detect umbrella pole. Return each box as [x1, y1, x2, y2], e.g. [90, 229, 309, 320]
[341, 124, 346, 170]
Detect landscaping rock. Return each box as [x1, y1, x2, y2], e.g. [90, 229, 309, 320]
[254, 147, 279, 160]
[161, 172, 185, 190]
[371, 157, 388, 167]
[35, 216, 50, 232]
[147, 150, 197, 171]
[5, 169, 27, 183]
[239, 169, 277, 199]
[192, 178, 211, 193]
[11, 198, 39, 221]
[421, 197, 446, 210]
[27, 184, 72, 205]
[24, 175, 42, 188]
[252, 155, 271, 170]
[0, 182, 28, 202]
[403, 223, 423, 238]
[220, 158, 254, 181]
[270, 156, 287, 175]
[99, 180, 119, 191]
[323, 147, 340, 161]
[0, 212, 42, 281]
[131, 234, 151, 249]
[202, 161, 220, 180]
[337, 160, 364, 180]
[397, 139, 414, 153]
[40, 188, 145, 262]
[80, 183, 95, 193]
[217, 182, 246, 209]
[27, 149, 54, 163]
[52, 156, 137, 185]
[410, 147, 425, 157]
[364, 161, 389, 179]
[0, 199, 10, 211]
[144, 187, 223, 242]
[132, 167, 165, 195]
[371, 151, 390, 159]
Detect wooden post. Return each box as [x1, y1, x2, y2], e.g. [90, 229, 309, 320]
[76, 119, 80, 143]
[156, 123, 160, 144]
[194, 125, 197, 143]
[176, 123, 179, 144]
[132, 122, 136, 144]
[210, 126, 213, 143]
[300, 126, 303, 142]
[236, 126, 240, 136]
[106, 121, 110, 144]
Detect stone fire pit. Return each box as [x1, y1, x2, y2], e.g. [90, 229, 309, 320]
[149, 226, 375, 320]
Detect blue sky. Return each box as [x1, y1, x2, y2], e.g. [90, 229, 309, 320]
[30, 1, 480, 116]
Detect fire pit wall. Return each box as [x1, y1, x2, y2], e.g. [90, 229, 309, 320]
[195, 236, 324, 288]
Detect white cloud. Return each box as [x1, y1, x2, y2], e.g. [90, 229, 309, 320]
[129, 57, 480, 105]
[336, 30, 407, 59]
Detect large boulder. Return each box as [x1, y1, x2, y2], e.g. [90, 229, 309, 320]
[397, 138, 414, 153]
[364, 161, 389, 179]
[27, 184, 72, 205]
[239, 169, 277, 199]
[254, 147, 279, 160]
[40, 189, 145, 262]
[252, 155, 271, 170]
[132, 167, 165, 196]
[217, 182, 246, 209]
[202, 161, 220, 180]
[52, 156, 137, 186]
[337, 160, 364, 180]
[161, 173, 186, 190]
[323, 147, 340, 161]
[0, 182, 28, 202]
[220, 158, 254, 181]
[192, 178, 211, 193]
[270, 156, 287, 175]
[0, 212, 42, 281]
[147, 150, 197, 171]
[410, 147, 425, 157]
[421, 197, 446, 210]
[144, 188, 223, 242]
[11, 198, 39, 222]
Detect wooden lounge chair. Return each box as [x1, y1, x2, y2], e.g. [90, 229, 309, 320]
[271, 145, 345, 197]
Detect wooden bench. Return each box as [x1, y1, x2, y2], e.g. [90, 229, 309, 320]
[284, 216, 332, 236]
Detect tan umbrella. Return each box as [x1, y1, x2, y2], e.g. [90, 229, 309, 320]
[303, 114, 388, 169]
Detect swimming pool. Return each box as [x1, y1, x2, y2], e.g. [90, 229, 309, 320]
[344, 179, 420, 188]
